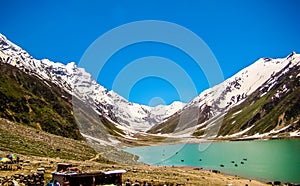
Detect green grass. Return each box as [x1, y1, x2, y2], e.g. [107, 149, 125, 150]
[148, 114, 180, 134]
[192, 129, 205, 137]
[101, 117, 125, 136]
[219, 94, 268, 136]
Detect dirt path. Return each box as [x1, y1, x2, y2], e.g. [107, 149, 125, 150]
[89, 152, 102, 161]
[88, 149, 114, 161]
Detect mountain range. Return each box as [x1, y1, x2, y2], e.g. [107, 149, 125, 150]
[0, 33, 299, 146]
[150, 52, 300, 140]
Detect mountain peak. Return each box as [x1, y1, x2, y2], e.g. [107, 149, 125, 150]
[0, 33, 6, 40]
[0, 34, 185, 132]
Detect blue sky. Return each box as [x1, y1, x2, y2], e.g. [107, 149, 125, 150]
[1, 0, 300, 106]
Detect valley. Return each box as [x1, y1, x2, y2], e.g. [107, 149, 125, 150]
[0, 33, 300, 185]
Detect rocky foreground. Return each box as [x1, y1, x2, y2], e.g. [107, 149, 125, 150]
[0, 118, 288, 186]
[0, 151, 268, 186]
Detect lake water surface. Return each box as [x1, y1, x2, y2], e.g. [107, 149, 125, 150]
[125, 139, 300, 184]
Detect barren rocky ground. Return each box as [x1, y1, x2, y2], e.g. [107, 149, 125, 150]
[0, 151, 266, 186]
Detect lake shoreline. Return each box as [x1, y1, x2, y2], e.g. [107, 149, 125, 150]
[125, 139, 300, 185]
[122, 135, 300, 148]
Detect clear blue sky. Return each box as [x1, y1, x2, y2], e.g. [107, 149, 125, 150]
[1, 0, 300, 106]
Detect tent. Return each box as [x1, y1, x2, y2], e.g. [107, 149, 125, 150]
[0, 157, 12, 163]
[7, 153, 17, 161]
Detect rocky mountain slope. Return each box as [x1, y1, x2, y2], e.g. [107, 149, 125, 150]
[0, 60, 130, 144]
[218, 53, 300, 139]
[149, 53, 300, 139]
[0, 34, 184, 133]
[0, 56, 153, 160]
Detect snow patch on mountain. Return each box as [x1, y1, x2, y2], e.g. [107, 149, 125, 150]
[189, 53, 299, 115]
[163, 52, 300, 137]
[0, 34, 185, 132]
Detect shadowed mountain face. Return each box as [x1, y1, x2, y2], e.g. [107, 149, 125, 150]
[0, 62, 121, 142]
[0, 62, 83, 140]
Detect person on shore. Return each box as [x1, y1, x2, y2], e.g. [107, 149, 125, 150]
[125, 179, 131, 186]
[12, 180, 19, 186]
[46, 179, 54, 186]
[54, 180, 61, 186]
[133, 180, 140, 186]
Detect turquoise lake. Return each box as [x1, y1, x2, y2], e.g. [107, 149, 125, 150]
[125, 139, 300, 184]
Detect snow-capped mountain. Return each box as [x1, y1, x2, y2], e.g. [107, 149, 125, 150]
[149, 52, 300, 137]
[1, 33, 299, 139]
[187, 54, 298, 112]
[216, 53, 300, 139]
[0, 34, 185, 132]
